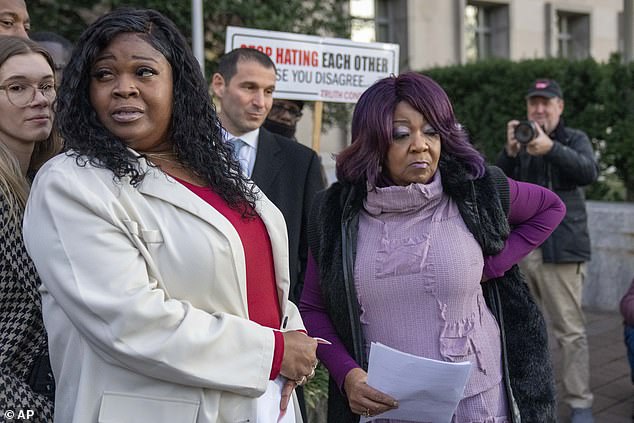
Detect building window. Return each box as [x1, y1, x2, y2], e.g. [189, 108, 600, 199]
[557, 11, 590, 59]
[375, 0, 389, 42]
[465, 2, 509, 62]
[373, 0, 409, 70]
[350, 0, 376, 42]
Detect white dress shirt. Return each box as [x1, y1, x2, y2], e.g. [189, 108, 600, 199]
[223, 128, 259, 177]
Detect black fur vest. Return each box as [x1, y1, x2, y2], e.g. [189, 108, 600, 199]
[307, 155, 557, 422]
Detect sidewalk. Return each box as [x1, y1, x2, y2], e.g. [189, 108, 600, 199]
[552, 308, 633, 422]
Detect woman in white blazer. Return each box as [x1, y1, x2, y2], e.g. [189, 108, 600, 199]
[23, 8, 317, 423]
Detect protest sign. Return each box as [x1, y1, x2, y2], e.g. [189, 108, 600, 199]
[225, 26, 399, 104]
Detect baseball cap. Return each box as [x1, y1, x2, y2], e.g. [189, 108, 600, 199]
[526, 79, 563, 99]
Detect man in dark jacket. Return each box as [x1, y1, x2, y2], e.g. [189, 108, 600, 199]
[497, 79, 599, 423]
[263, 98, 329, 187]
[263, 99, 304, 140]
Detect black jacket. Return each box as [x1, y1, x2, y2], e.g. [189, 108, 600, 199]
[307, 156, 556, 422]
[496, 121, 598, 263]
[251, 128, 326, 303]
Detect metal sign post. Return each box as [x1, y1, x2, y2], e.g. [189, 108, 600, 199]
[191, 0, 204, 73]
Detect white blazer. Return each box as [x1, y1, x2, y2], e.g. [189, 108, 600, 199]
[23, 153, 305, 423]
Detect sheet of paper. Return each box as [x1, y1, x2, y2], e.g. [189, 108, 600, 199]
[361, 342, 472, 423]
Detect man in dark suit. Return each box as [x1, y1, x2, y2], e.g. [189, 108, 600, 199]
[264, 99, 329, 188]
[211, 48, 325, 305]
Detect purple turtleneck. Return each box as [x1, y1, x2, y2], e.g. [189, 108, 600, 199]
[299, 176, 565, 390]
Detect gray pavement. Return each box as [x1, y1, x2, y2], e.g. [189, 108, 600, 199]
[552, 308, 633, 422]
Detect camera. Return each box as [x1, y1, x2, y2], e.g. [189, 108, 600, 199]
[514, 120, 539, 144]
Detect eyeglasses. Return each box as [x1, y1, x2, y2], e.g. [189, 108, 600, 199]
[0, 82, 56, 107]
[271, 103, 303, 118]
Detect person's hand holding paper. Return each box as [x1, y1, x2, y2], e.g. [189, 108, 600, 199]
[343, 367, 400, 418]
[360, 342, 472, 423]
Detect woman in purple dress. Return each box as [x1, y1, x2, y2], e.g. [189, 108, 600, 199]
[300, 72, 564, 423]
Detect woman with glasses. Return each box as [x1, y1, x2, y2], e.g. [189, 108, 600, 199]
[0, 35, 59, 420]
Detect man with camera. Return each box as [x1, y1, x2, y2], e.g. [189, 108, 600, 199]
[496, 79, 598, 423]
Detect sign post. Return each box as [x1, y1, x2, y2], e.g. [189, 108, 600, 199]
[191, 0, 204, 73]
[311, 101, 324, 151]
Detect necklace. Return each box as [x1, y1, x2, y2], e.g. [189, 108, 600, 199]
[141, 151, 187, 169]
[142, 152, 204, 185]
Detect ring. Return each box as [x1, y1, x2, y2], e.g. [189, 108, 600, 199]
[295, 375, 307, 386]
[364, 408, 371, 417]
[307, 367, 316, 379]
[313, 359, 319, 369]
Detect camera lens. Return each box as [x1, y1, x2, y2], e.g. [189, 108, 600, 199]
[514, 121, 536, 144]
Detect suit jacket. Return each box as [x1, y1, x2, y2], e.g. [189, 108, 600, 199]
[23, 153, 305, 423]
[251, 128, 326, 303]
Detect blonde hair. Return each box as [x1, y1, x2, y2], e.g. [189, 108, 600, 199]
[0, 142, 29, 218]
[0, 36, 60, 219]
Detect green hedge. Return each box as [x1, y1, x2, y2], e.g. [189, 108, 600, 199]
[422, 56, 634, 201]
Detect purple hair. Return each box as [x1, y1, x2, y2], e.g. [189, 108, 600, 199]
[336, 72, 485, 185]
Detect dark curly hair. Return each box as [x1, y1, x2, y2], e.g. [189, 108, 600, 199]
[56, 7, 257, 213]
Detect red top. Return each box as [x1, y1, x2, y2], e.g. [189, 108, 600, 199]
[174, 177, 284, 379]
